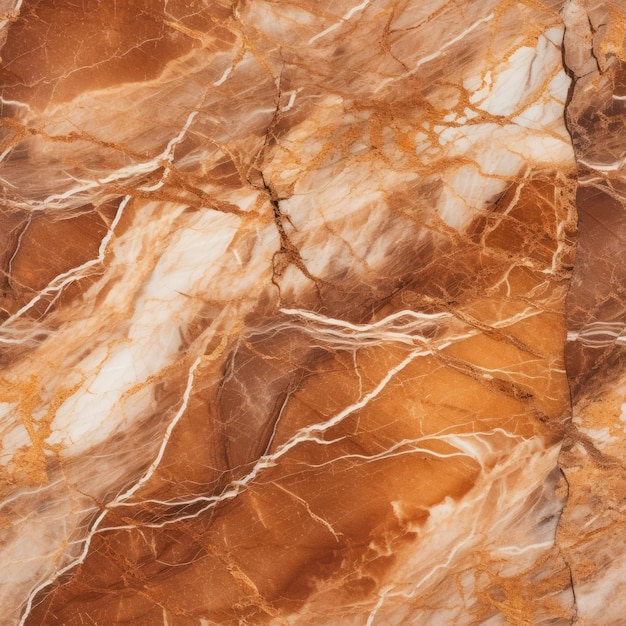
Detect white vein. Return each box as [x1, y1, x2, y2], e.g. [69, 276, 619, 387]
[18, 356, 202, 626]
[34, 109, 198, 207]
[567, 321, 626, 347]
[0, 194, 130, 340]
[308, 0, 371, 44]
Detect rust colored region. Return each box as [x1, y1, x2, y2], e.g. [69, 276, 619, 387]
[0, 0, 234, 107]
[0, 205, 115, 318]
[24, 161, 574, 622]
[25, 331, 564, 623]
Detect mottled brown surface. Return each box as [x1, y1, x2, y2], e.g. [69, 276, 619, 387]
[557, 2, 626, 624]
[0, 0, 624, 624]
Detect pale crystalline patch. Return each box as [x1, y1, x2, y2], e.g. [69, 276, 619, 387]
[576, 426, 615, 449]
[414, 131, 431, 155]
[266, 94, 345, 191]
[478, 46, 539, 115]
[279, 168, 301, 180]
[543, 26, 565, 48]
[433, 29, 570, 231]
[0, 401, 14, 422]
[477, 40, 547, 115]
[0, 0, 23, 32]
[513, 69, 572, 130]
[278, 180, 396, 287]
[434, 125, 523, 229]
[478, 28, 567, 118]
[355, 441, 561, 625]
[437, 184, 476, 230]
[44, 346, 154, 448]
[466, 70, 492, 105]
[574, 551, 626, 622]
[276, 150, 422, 282]
[45, 210, 240, 453]
[0, 402, 30, 465]
[505, 124, 572, 165]
[436, 123, 477, 148]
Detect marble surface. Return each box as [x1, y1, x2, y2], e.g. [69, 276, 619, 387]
[0, 0, 624, 624]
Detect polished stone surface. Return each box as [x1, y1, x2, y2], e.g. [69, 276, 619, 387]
[0, 1, 624, 624]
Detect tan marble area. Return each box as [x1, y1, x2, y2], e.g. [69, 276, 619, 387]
[0, 0, 624, 624]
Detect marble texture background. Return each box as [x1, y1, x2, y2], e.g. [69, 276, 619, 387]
[0, 0, 623, 624]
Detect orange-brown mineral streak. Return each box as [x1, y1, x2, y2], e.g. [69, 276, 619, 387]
[0, 0, 608, 624]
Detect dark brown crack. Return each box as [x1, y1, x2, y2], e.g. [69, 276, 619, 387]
[556, 467, 578, 622]
[259, 171, 324, 297]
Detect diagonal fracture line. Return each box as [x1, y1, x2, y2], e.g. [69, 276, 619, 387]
[0, 194, 130, 337]
[374, 12, 495, 93]
[108, 306, 545, 521]
[32, 110, 199, 208]
[308, 0, 371, 44]
[105, 340, 480, 528]
[18, 356, 202, 626]
[116, 427, 523, 508]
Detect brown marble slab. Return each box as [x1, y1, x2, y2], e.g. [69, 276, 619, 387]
[0, 0, 623, 624]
